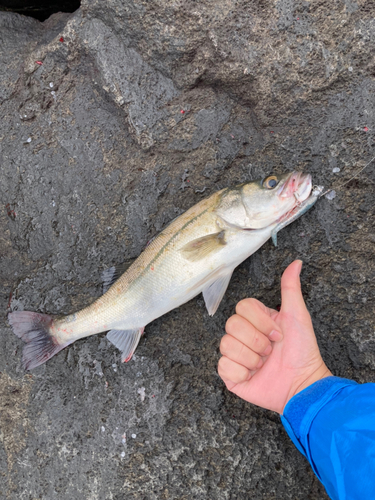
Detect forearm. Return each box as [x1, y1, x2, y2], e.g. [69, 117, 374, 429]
[281, 377, 375, 500]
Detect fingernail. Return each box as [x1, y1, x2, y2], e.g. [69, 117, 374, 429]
[269, 330, 283, 342]
[256, 358, 263, 369]
[262, 345, 272, 356]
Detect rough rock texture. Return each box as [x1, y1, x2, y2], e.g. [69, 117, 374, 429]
[0, 1, 374, 498]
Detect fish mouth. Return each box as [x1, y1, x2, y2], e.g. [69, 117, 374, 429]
[277, 171, 312, 203]
[275, 171, 313, 224]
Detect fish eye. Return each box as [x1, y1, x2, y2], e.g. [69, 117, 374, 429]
[263, 175, 279, 189]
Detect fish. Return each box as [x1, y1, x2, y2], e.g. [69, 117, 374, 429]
[8, 171, 317, 370]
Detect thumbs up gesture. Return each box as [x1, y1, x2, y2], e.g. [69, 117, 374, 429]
[218, 260, 332, 414]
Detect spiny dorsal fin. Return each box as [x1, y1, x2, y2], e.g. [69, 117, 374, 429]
[180, 231, 226, 262]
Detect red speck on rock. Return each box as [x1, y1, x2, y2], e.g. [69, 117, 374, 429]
[5, 203, 16, 219]
[364, 126, 369, 132]
[35, 61, 43, 65]
[59, 37, 64, 42]
[7, 290, 13, 309]
[180, 110, 185, 114]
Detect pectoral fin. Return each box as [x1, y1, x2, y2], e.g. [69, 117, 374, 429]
[107, 327, 144, 362]
[180, 231, 226, 262]
[202, 270, 234, 316]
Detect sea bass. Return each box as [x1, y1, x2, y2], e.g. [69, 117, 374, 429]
[9, 171, 317, 370]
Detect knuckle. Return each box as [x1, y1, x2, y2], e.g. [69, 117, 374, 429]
[252, 332, 266, 349]
[217, 356, 225, 372]
[220, 334, 233, 354]
[236, 297, 258, 316]
[217, 359, 226, 379]
[248, 352, 260, 370]
[252, 354, 261, 369]
[218, 355, 230, 374]
[225, 315, 240, 334]
[235, 298, 249, 315]
[237, 341, 245, 358]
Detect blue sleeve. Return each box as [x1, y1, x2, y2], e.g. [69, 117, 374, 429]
[281, 376, 375, 500]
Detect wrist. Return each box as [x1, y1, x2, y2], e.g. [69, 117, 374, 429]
[284, 363, 333, 412]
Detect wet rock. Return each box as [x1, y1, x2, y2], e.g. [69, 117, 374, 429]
[0, 1, 374, 499]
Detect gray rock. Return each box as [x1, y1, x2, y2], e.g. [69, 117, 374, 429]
[0, 2, 374, 499]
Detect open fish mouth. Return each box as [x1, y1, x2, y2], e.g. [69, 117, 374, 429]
[275, 172, 313, 225]
[277, 171, 312, 203]
[277, 172, 312, 203]
[271, 171, 316, 246]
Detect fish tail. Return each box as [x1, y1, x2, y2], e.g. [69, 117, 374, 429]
[8, 311, 71, 370]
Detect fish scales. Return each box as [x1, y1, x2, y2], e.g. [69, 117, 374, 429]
[55, 189, 225, 340]
[8, 172, 317, 370]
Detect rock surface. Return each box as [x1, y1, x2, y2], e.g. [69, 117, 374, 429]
[0, 1, 374, 498]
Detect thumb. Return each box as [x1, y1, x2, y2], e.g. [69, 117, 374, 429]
[280, 260, 306, 314]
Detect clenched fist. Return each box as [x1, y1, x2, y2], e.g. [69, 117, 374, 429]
[218, 260, 332, 414]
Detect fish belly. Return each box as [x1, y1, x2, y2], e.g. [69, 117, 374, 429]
[111, 225, 274, 328]
[54, 220, 274, 344]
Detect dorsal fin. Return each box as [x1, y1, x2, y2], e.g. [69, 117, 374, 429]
[102, 261, 135, 293]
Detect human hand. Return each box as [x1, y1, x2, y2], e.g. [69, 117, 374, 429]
[218, 260, 332, 414]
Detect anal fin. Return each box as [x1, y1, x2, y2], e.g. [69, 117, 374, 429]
[202, 270, 234, 316]
[107, 327, 144, 362]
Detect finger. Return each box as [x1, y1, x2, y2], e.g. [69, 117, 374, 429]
[235, 298, 282, 341]
[280, 260, 306, 314]
[224, 316, 272, 356]
[220, 333, 265, 369]
[218, 355, 252, 384]
[219, 375, 239, 392]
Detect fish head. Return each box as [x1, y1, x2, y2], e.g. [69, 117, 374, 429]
[216, 171, 312, 229]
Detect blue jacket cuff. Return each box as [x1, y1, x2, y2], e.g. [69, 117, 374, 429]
[280, 376, 358, 459]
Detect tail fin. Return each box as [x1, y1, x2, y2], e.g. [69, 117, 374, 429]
[8, 311, 70, 370]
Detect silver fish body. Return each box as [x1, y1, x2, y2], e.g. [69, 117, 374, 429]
[9, 171, 314, 369]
